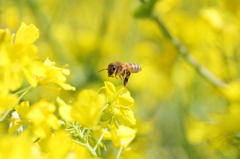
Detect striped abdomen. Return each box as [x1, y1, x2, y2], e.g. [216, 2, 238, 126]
[125, 63, 142, 73]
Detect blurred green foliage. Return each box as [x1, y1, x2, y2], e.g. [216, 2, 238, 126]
[1, 0, 240, 158]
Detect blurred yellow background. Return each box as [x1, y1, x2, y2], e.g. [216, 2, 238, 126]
[1, 0, 240, 158]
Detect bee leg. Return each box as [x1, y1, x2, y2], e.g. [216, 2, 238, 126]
[123, 69, 126, 77]
[124, 72, 131, 87]
[114, 69, 119, 79]
[119, 75, 123, 80]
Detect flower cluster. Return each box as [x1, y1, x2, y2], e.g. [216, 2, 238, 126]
[0, 23, 137, 158]
[57, 81, 137, 156]
[0, 22, 75, 115]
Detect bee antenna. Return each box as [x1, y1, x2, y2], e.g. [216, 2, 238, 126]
[98, 69, 108, 73]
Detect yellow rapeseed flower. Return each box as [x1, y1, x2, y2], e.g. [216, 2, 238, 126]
[71, 89, 105, 129]
[0, 22, 39, 92]
[27, 101, 60, 138]
[15, 22, 39, 44]
[102, 81, 134, 107]
[110, 125, 137, 149]
[101, 81, 136, 126]
[116, 109, 136, 126]
[56, 97, 73, 121]
[0, 23, 75, 92]
[9, 101, 30, 134]
[15, 100, 30, 116]
[35, 58, 76, 91]
[9, 111, 23, 134]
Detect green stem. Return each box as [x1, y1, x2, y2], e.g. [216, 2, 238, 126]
[150, 15, 227, 88]
[0, 86, 32, 122]
[116, 146, 123, 159]
[85, 129, 90, 142]
[99, 104, 109, 114]
[13, 86, 32, 95]
[93, 128, 108, 151]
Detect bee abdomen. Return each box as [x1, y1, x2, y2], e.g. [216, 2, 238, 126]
[127, 63, 142, 73]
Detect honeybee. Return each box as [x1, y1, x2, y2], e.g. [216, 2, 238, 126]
[98, 62, 142, 87]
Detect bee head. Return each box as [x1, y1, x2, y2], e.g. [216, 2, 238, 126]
[108, 64, 116, 77]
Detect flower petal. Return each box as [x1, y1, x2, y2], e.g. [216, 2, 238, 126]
[15, 101, 29, 116]
[117, 94, 134, 107]
[15, 22, 39, 44]
[110, 125, 137, 149]
[56, 97, 73, 121]
[117, 110, 136, 126]
[104, 81, 116, 96]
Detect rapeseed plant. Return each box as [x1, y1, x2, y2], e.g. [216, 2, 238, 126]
[0, 23, 137, 158]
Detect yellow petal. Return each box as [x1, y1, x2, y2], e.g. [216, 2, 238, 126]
[23, 68, 38, 87]
[56, 97, 73, 121]
[42, 85, 62, 91]
[8, 123, 22, 134]
[117, 94, 134, 107]
[110, 125, 137, 149]
[46, 114, 60, 129]
[30, 61, 47, 77]
[57, 82, 76, 91]
[104, 81, 116, 96]
[59, 105, 73, 121]
[56, 97, 66, 106]
[62, 68, 70, 76]
[108, 87, 124, 104]
[27, 101, 59, 138]
[15, 22, 39, 44]
[116, 86, 130, 96]
[15, 101, 29, 116]
[102, 129, 111, 140]
[117, 110, 136, 126]
[43, 58, 56, 67]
